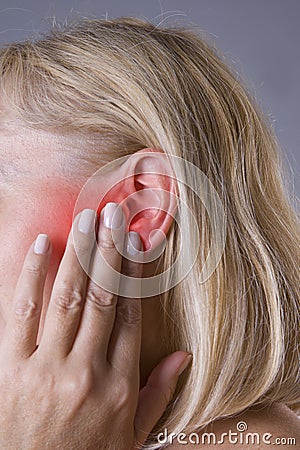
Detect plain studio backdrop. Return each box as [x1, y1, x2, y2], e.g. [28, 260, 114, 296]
[0, 0, 299, 199]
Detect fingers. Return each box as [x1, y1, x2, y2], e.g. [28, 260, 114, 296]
[6, 200, 143, 381]
[38, 209, 97, 359]
[71, 202, 126, 364]
[107, 231, 143, 378]
[2, 234, 51, 360]
[133, 351, 193, 448]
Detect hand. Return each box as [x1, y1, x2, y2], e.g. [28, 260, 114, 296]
[0, 204, 192, 450]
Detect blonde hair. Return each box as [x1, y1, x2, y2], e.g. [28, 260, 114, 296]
[0, 17, 299, 447]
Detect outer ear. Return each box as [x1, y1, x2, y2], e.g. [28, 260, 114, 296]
[99, 148, 178, 252]
[127, 148, 178, 252]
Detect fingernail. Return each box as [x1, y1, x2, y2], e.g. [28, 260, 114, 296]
[34, 234, 50, 255]
[126, 231, 142, 256]
[78, 209, 96, 234]
[104, 202, 124, 229]
[177, 353, 193, 376]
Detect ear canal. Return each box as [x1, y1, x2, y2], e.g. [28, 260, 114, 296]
[134, 178, 144, 192]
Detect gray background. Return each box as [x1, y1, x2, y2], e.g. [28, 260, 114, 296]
[0, 0, 299, 199]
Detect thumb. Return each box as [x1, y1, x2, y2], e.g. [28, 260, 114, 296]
[133, 351, 192, 448]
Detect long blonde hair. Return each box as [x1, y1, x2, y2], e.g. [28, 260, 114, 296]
[0, 16, 299, 446]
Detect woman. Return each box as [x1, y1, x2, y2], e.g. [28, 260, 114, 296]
[0, 17, 299, 449]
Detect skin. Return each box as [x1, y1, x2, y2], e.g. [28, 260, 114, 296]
[0, 126, 193, 448]
[0, 127, 170, 385]
[0, 206, 192, 449]
[0, 127, 298, 448]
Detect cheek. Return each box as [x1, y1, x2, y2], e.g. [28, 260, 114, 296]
[0, 179, 111, 335]
[30, 194, 77, 334]
[1, 185, 79, 288]
[39, 202, 74, 260]
[0, 190, 77, 340]
[25, 189, 80, 277]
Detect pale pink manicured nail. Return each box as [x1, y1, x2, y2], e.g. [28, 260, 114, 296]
[78, 209, 96, 234]
[177, 354, 193, 376]
[126, 231, 142, 256]
[34, 234, 50, 255]
[104, 202, 124, 229]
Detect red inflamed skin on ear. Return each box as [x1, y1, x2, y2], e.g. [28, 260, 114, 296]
[96, 174, 173, 251]
[96, 176, 151, 250]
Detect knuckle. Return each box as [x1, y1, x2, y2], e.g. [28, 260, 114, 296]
[86, 284, 116, 310]
[63, 367, 94, 397]
[116, 300, 141, 326]
[54, 286, 83, 311]
[98, 235, 116, 252]
[99, 239, 115, 253]
[24, 263, 45, 278]
[35, 367, 56, 392]
[113, 378, 131, 412]
[15, 297, 39, 318]
[29, 370, 57, 413]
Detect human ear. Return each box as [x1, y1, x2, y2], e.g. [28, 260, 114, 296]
[99, 148, 178, 252]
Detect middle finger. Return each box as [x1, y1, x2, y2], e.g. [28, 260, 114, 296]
[71, 202, 125, 365]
